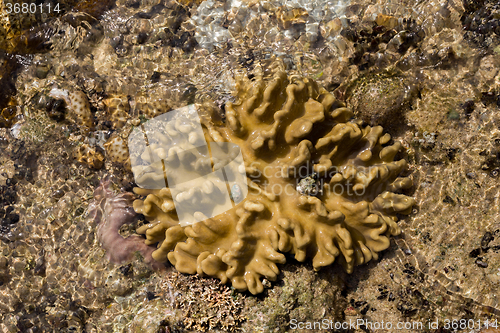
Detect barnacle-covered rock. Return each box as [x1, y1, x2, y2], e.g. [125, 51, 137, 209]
[133, 60, 415, 294]
[462, 0, 500, 48]
[0, 1, 56, 54]
[0, 55, 19, 128]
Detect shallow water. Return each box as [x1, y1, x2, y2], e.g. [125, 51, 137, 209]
[1, 0, 500, 332]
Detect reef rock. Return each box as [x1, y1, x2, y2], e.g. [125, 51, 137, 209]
[132, 60, 415, 294]
[343, 71, 417, 131]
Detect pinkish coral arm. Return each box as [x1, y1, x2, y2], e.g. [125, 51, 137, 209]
[90, 176, 165, 271]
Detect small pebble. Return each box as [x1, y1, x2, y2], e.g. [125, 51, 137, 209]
[146, 291, 158, 300]
[52, 189, 65, 199]
[463, 99, 475, 116]
[469, 248, 481, 258]
[481, 232, 494, 249]
[466, 172, 476, 179]
[476, 259, 488, 268]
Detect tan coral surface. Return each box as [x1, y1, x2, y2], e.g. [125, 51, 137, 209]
[133, 60, 415, 294]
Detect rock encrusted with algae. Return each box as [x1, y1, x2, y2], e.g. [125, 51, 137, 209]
[133, 60, 415, 294]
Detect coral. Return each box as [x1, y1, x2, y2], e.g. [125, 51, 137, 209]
[242, 264, 346, 332]
[104, 134, 130, 167]
[88, 176, 165, 271]
[48, 88, 93, 128]
[134, 92, 170, 119]
[104, 94, 130, 129]
[160, 272, 245, 331]
[74, 143, 105, 169]
[132, 60, 415, 294]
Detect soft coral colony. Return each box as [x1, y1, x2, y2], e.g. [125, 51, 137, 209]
[131, 59, 415, 294]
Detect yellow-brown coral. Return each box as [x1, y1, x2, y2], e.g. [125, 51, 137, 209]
[133, 60, 415, 294]
[48, 88, 93, 128]
[104, 94, 130, 129]
[104, 134, 131, 169]
[135, 93, 170, 119]
[75, 143, 105, 169]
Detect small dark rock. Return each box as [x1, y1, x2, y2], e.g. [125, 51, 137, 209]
[34, 255, 46, 276]
[469, 248, 481, 258]
[466, 172, 476, 179]
[46, 98, 66, 122]
[354, 300, 367, 308]
[446, 148, 458, 161]
[377, 289, 389, 300]
[119, 263, 132, 276]
[6, 214, 19, 224]
[475, 259, 488, 268]
[52, 189, 65, 199]
[443, 195, 455, 205]
[136, 32, 148, 44]
[481, 232, 494, 249]
[74, 207, 85, 217]
[146, 291, 158, 300]
[397, 301, 417, 316]
[150, 71, 161, 83]
[490, 168, 499, 177]
[482, 91, 496, 105]
[462, 99, 475, 116]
